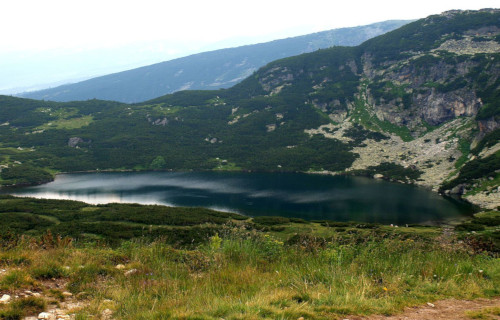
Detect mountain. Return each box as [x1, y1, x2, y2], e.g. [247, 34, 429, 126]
[1, 9, 499, 210]
[19, 20, 410, 103]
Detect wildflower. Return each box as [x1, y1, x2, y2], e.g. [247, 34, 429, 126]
[383, 287, 388, 291]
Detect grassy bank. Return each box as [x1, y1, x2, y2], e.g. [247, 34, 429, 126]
[0, 229, 498, 320]
[0, 197, 499, 319]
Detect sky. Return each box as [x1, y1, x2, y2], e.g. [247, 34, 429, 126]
[1, 0, 499, 93]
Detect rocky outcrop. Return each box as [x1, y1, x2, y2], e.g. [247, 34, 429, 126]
[68, 137, 84, 147]
[478, 117, 500, 134]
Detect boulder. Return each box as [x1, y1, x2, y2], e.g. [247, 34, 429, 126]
[0, 294, 11, 304]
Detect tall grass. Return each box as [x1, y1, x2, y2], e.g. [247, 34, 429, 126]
[0, 230, 498, 319]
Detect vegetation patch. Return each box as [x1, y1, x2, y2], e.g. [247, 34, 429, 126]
[352, 162, 423, 183]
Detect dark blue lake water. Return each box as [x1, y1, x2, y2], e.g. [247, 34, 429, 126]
[6, 171, 474, 224]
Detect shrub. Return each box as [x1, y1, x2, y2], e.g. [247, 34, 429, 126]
[455, 223, 486, 232]
[30, 263, 66, 280]
[252, 216, 290, 226]
[9, 297, 46, 317]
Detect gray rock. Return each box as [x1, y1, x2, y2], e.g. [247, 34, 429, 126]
[68, 137, 84, 147]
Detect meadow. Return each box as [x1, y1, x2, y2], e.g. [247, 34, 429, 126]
[0, 198, 498, 319]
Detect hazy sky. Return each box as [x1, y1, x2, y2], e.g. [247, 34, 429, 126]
[1, 0, 499, 93]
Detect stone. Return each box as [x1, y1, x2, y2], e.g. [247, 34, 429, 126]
[68, 137, 84, 147]
[33, 292, 42, 297]
[38, 312, 55, 320]
[0, 294, 11, 304]
[62, 292, 73, 297]
[426, 302, 435, 308]
[373, 173, 384, 179]
[124, 268, 138, 276]
[101, 309, 113, 320]
[115, 264, 126, 270]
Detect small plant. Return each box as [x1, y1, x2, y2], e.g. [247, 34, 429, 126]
[31, 263, 66, 280]
[209, 233, 222, 251]
[0, 309, 22, 320]
[0, 270, 33, 290]
[9, 297, 46, 317]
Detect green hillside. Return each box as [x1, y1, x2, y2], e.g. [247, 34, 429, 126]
[1, 9, 499, 210]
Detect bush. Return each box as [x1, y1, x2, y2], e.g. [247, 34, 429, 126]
[31, 263, 66, 280]
[455, 223, 486, 232]
[9, 297, 46, 317]
[252, 216, 290, 226]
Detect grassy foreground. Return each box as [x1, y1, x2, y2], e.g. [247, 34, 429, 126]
[0, 221, 499, 319]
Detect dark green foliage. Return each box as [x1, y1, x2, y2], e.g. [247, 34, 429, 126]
[0, 213, 54, 233]
[252, 216, 290, 226]
[1, 165, 53, 186]
[455, 223, 486, 231]
[0, 197, 243, 246]
[353, 162, 422, 182]
[441, 153, 500, 191]
[344, 124, 389, 145]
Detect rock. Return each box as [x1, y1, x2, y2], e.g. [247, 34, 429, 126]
[426, 302, 435, 308]
[373, 173, 384, 179]
[101, 308, 113, 320]
[450, 184, 466, 195]
[32, 292, 41, 297]
[38, 312, 55, 320]
[124, 269, 138, 276]
[0, 294, 11, 304]
[68, 137, 84, 147]
[62, 292, 73, 297]
[115, 264, 126, 270]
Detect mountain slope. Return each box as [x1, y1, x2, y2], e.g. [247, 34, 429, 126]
[19, 20, 409, 103]
[1, 9, 499, 209]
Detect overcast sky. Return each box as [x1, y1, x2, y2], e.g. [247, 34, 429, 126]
[1, 0, 498, 93]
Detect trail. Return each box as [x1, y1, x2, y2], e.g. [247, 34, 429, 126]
[354, 297, 500, 320]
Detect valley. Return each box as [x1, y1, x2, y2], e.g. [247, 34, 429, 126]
[0, 8, 499, 320]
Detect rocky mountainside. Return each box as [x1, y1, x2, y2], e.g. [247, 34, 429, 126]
[1, 9, 499, 209]
[18, 20, 409, 103]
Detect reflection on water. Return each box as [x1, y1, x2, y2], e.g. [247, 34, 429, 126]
[5, 171, 474, 224]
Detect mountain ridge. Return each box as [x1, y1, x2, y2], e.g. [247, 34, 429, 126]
[18, 20, 410, 103]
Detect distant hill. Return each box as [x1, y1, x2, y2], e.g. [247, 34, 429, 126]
[19, 20, 410, 103]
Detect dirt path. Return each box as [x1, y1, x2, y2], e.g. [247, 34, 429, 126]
[347, 298, 500, 320]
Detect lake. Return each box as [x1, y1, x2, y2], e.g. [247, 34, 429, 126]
[5, 171, 474, 224]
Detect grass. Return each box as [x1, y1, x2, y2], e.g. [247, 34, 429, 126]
[0, 223, 498, 320]
[465, 306, 500, 319]
[37, 115, 94, 130]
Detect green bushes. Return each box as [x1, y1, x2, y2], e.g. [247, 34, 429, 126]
[0, 165, 53, 186]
